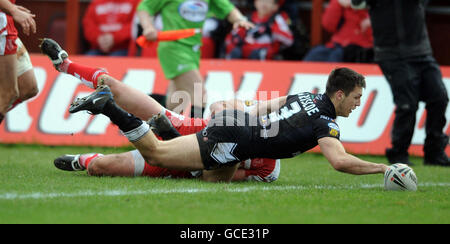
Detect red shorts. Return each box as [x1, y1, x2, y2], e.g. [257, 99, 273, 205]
[0, 12, 18, 55]
[163, 109, 209, 135]
[239, 158, 281, 183]
[139, 109, 208, 178]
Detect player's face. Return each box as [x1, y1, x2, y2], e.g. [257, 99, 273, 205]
[337, 86, 362, 117]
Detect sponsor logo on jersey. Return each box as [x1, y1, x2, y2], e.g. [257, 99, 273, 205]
[320, 115, 332, 121]
[328, 122, 340, 137]
[244, 100, 256, 107]
[178, 0, 208, 22]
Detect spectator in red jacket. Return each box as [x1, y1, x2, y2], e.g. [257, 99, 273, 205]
[303, 0, 373, 62]
[82, 0, 140, 56]
[225, 0, 294, 60]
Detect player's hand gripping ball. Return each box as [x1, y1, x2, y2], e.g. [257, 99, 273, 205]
[384, 163, 417, 191]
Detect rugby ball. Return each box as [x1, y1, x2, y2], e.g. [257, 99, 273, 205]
[384, 164, 418, 191]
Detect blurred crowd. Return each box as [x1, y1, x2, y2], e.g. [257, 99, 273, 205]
[81, 0, 375, 63]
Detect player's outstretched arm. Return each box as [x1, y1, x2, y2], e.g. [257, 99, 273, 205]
[249, 96, 287, 116]
[209, 96, 287, 117]
[318, 137, 388, 175]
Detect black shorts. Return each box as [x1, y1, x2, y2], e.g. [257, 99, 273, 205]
[196, 110, 253, 170]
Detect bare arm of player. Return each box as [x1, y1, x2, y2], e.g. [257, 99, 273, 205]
[209, 96, 287, 117]
[209, 99, 246, 116]
[0, 0, 15, 12]
[249, 96, 287, 116]
[0, 0, 36, 35]
[318, 137, 388, 175]
[136, 10, 157, 41]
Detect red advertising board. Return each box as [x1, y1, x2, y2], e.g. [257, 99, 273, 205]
[1, 55, 449, 157]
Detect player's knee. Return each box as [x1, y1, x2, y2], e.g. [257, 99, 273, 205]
[2, 88, 20, 108]
[141, 153, 164, 168]
[139, 142, 165, 166]
[86, 157, 107, 176]
[21, 84, 39, 101]
[7, 87, 20, 100]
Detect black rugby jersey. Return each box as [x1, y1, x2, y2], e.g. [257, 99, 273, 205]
[248, 92, 340, 159]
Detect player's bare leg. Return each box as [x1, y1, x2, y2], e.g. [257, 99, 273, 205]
[5, 64, 38, 113]
[16, 69, 38, 103]
[86, 153, 137, 176]
[54, 148, 278, 183]
[54, 110, 278, 182]
[69, 85, 205, 171]
[54, 152, 138, 176]
[96, 74, 163, 121]
[0, 54, 19, 124]
[8, 39, 39, 111]
[40, 38, 165, 121]
[132, 132, 204, 171]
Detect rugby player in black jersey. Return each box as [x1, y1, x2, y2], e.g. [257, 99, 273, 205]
[69, 67, 389, 182]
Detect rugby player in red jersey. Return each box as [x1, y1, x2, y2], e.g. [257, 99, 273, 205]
[40, 38, 280, 183]
[0, 0, 38, 125]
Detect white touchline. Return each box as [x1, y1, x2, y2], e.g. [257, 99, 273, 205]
[0, 182, 449, 200]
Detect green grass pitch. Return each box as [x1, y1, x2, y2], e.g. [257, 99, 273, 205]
[0, 144, 448, 224]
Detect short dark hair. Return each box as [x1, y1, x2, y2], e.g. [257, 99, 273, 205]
[325, 67, 366, 96]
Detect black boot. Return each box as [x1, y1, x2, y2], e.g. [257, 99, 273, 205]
[424, 135, 450, 166]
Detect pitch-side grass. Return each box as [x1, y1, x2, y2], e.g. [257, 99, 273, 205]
[0, 144, 448, 224]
